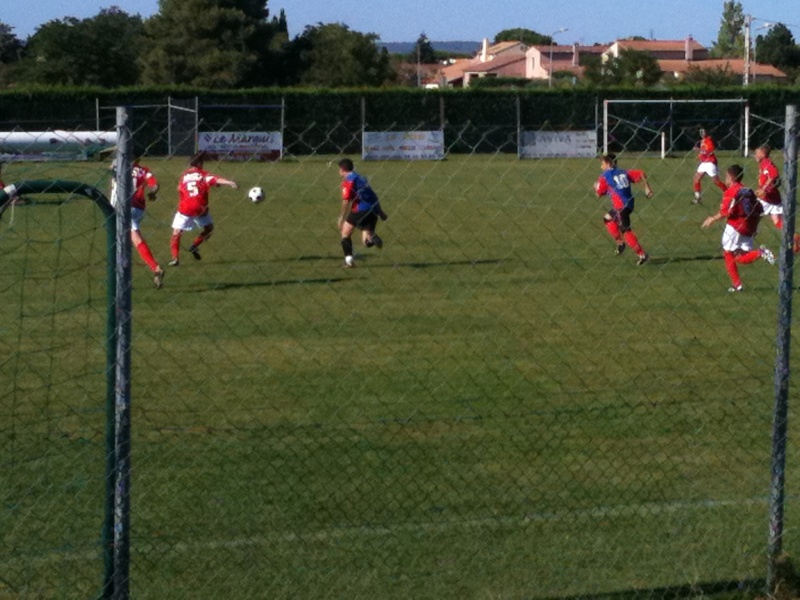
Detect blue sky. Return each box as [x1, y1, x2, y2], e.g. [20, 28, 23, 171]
[5, 0, 800, 48]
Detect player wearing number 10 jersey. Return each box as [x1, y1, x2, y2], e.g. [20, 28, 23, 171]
[169, 153, 237, 267]
[594, 153, 654, 266]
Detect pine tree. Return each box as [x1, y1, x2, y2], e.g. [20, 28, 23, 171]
[711, 0, 746, 58]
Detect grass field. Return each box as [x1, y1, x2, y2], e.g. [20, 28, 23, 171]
[1, 152, 799, 599]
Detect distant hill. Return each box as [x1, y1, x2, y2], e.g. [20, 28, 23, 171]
[380, 41, 480, 56]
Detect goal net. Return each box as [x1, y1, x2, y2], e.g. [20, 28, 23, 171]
[603, 98, 749, 158]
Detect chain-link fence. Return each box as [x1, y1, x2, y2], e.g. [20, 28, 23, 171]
[1, 100, 798, 600]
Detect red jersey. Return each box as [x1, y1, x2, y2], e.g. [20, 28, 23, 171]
[697, 136, 717, 164]
[177, 167, 220, 217]
[758, 157, 781, 205]
[132, 163, 158, 210]
[720, 182, 762, 236]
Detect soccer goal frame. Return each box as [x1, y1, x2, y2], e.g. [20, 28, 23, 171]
[603, 98, 750, 158]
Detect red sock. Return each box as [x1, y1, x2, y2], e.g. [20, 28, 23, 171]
[192, 235, 205, 249]
[693, 181, 701, 193]
[623, 230, 644, 255]
[736, 250, 761, 265]
[775, 216, 784, 229]
[135, 240, 159, 272]
[604, 220, 622, 243]
[714, 178, 727, 192]
[724, 252, 741, 287]
[170, 234, 181, 260]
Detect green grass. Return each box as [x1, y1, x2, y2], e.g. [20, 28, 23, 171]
[1, 153, 798, 599]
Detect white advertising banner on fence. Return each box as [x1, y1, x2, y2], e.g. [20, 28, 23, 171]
[198, 131, 282, 161]
[362, 131, 445, 161]
[0, 130, 117, 161]
[519, 130, 597, 158]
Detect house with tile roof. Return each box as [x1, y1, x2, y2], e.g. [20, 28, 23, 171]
[431, 35, 787, 87]
[432, 39, 528, 87]
[525, 43, 609, 82]
[603, 37, 787, 82]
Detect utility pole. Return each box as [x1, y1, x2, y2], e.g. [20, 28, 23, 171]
[743, 14, 752, 86]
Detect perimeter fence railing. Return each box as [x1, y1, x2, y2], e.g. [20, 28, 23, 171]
[1, 102, 798, 600]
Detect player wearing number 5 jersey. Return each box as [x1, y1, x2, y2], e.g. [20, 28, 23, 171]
[594, 154, 653, 266]
[169, 153, 237, 266]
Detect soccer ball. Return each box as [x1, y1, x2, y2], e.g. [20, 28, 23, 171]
[248, 186, 265, 203]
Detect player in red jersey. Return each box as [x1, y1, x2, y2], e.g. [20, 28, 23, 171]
[111, 158, 165, 288]
[594, 153, 654, 265]
[169, 153, 237, 266]
[692, 128, 727, 204]
[701, 164, 775, 292]
[754, 144, 783, 230]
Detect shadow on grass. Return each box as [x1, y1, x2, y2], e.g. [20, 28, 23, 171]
[385, 258, 504, 269]
[558, 556, 800, 600]
[647, 253, 722, 265]
[288, 256, 506, 269]
[198, 277, 350, 292]
[549, 578, 763, 600]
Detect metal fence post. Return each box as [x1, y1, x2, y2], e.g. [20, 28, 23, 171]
[767, 104, 798, 593]
[112, 106, 134, 600]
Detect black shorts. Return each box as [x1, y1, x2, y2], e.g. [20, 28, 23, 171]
[346, 210, 378, 231]
[608, 207, 633, 232]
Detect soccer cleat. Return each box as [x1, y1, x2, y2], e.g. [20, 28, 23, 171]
[343, 256, 355, 268]
[189, 246, 202, 260]
[614, 243, 626, 256]
[728, 285, 743, 293]
[636, 253, 649, 266]
[371, 234, 383, 249]
[692, 192, 702, 205]
[168, 258, 180, 267]
[153, 268, 165, 289]
[760, 245, 776, 265]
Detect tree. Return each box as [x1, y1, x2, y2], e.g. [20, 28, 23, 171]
[409, 33, 436, 65]
[494, 28, 551, 45]
[139, 0, 278, 88]
[756, 23, 800, 72]
[15, 8, 144, 87]
[0, 22, 23, 64]
[284, 23, 393, 87]
[674, 65, 740, 87]
[581, 49, 661, 87]
[711, 0, 745, 58]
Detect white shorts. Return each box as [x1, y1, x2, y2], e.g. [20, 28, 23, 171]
[172, 212, 213, 231]
[131, 207, 145, 232]
[759, 199, 783, 216]
[721, 223, 754, 252]
[697, 162, 719, 178]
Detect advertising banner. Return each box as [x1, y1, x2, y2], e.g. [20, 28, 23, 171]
[362, 131, 445, 161]
[198, 131, 283, 161]
[519, 130, 597, 158]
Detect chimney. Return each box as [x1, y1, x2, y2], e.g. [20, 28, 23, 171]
[572, 42, 579, 67]
[685, 35, 694, 61]
[480, 38, 488, 62]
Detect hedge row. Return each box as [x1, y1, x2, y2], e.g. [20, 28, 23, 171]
[0, 86, 796, 156]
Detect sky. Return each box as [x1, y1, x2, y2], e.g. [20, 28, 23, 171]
[4, 0, 800, 49]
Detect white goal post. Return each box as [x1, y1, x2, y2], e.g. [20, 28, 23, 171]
[603, 98, 750, 158]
